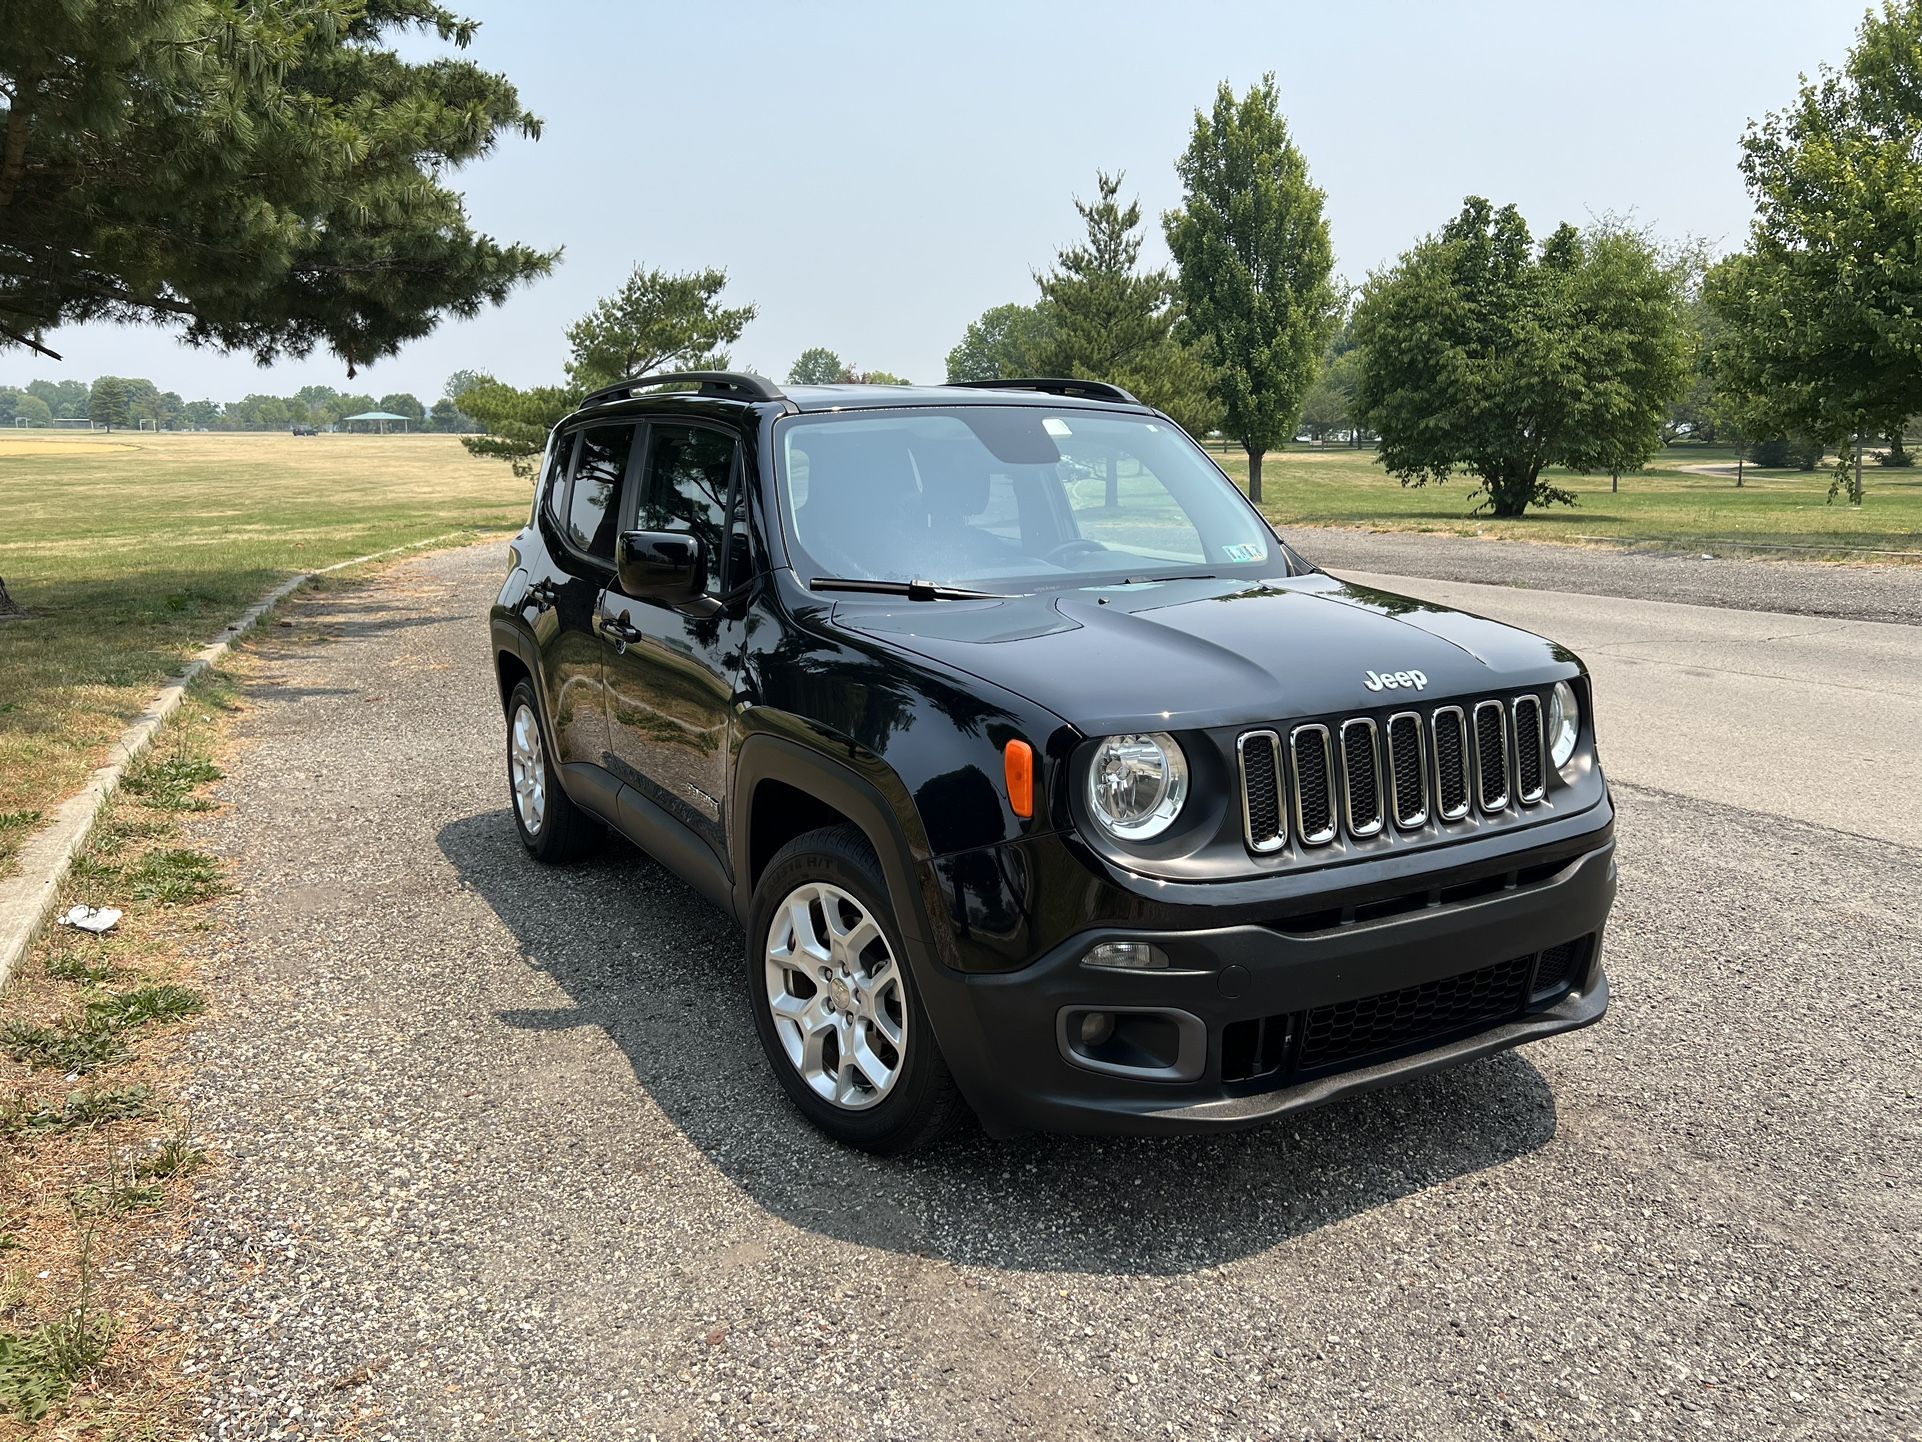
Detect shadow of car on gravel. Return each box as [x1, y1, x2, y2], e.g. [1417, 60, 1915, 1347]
[437, 810, 1562, 1277]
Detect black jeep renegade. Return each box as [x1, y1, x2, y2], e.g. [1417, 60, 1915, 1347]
[490, 372, 1615, 1152]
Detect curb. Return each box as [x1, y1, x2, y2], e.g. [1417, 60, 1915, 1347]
[0, 530, 478, 992]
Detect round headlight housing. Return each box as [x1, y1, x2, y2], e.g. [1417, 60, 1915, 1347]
[1548, 680, 1581, 770]
[1087, 733, 1188, 841]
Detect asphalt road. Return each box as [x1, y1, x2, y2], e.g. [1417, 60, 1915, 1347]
[173, 542, 1921, 1441]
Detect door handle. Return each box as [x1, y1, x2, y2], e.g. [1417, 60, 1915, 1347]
[524, 579, 557, 611]
[601, 616, 642, 645]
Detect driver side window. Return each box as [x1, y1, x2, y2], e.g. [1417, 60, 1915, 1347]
[637, 424, 737, 595]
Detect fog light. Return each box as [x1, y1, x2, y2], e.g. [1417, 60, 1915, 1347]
[1077, 1011, 1116, 1047]
[1084, 941, 1169, 971]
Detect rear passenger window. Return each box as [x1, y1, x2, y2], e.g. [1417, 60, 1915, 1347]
[637, 425, 737, 593]
[566, 425, 634, 560]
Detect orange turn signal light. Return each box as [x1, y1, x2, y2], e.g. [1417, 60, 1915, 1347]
[1004, 739, 1034, 818]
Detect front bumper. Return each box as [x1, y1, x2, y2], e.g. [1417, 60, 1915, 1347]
[914, 830, 1617, 1137]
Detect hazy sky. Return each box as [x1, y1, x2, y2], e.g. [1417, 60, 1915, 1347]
[2, 0, 1873, 406]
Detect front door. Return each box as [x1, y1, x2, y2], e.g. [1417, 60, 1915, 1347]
[598, 421, 746, 861]
[530, 423, 637, 771]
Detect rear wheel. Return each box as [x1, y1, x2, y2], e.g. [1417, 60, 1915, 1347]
[747, 825, 962, 1153]
[505, 680, 596, 862]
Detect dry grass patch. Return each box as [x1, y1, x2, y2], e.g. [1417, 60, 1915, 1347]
[0, 430, 523, 879]
[0, 684, 237, 1437]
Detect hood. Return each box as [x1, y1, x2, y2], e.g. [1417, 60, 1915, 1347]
[831, 573, 1579, 734]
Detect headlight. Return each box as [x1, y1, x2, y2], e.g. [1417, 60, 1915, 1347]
[1087, 733, 1188, 841]
[1548, 680, 1581, 769]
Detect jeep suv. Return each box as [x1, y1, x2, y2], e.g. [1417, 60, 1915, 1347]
[489, 373, 1615, 1152]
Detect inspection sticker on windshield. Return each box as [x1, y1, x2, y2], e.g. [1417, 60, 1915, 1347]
[1222, 542, 1265, 563]
[1042, 417, 1073, 436]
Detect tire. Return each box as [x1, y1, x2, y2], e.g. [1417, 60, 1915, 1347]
[505, 680, 597, 863]
[747, 825, 963, 1154]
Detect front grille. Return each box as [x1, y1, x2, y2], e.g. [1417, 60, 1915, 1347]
[1238, 730, 1285, 852]
[1218, 932, 1596, 1085]
[1240, 689, 1558, 857]
[1513, 695, 1546, 803]
[1433, 706, 1470, 820]
[1340, 719, 1383, 837]
[1386, 712, 1427, 828]
[1291, 725, 1336, 844]
[1474, 700, 1509, 812]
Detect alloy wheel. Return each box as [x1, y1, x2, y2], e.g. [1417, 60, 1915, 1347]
[510, 702, 547, 836]
[763, 881, 907, 1110]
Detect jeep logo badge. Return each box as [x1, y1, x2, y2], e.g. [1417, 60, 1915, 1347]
[1364, 669, 1428, 692]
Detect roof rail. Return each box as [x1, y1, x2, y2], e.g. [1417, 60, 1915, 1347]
[578, 371, 787, 409]
[945, 377, 1141, 405]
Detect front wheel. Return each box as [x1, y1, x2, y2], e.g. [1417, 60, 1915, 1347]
[505, 680, 597, 862]
[747, 826, 963, 1153]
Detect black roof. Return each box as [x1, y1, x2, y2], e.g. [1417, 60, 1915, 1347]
[564, 372, 1150, 423]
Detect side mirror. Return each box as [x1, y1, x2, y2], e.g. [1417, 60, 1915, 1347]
[616, 530, 705, 602]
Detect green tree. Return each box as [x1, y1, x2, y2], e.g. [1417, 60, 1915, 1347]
[180, 399, 220, 428]
[1033, 171, 1218, 437]
[787, 348, 847, 384]
[462, 264, 754, 478]
[1352, 198, 1692, 517]
[27, 378, 87, 418]
[1165, 75, 1338, 502]
[944, 303, 1053, 382]
[15, 392, 51, 426]
[88, 376, 129, 429]
[1705, 2, 1922, 504]
[428, 396, 476, 432]
[444, 370, 486, 405]
[1, 1, 553, 372]
[0, 386, 19, 423]
[377, 393, 425, 424]
[846, 369, 910, 385]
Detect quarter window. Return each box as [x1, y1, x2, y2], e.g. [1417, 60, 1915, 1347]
[565, 424, 635, 560]
[637, 425, 737, 593]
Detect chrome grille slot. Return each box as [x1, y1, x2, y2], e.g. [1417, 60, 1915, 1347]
[1474, 700, 1509, 813]
[1386, 712, 1428, 828]
[1512, 694, 1546, 803]
[1237, 730, 1286, 853]
[1290, 724, 1336, 845]
[1339, 719, 1384, 837]
[1432, 705, 1470, 820]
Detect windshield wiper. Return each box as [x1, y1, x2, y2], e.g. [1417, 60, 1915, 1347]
[810, 577, 1010, 602]
[1116, 572, 1217, 585]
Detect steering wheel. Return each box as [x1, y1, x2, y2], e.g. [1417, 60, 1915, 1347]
[1041, 538, 1108, 567]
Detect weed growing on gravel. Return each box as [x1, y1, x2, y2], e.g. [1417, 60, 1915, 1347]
[4, 1086, 155, 1136]
[122, 753, 223, 812]
[0, 1235, 114, 1422]
[0, 1018, 131, 1074]
[124, 848, 224, 905]
[45, 951, 119, 985]
[69, 1173, 165, 1220]
[86, 984, 206, 1029]
[135, 1131, 206, 1181]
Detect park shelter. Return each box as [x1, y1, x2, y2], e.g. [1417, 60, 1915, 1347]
[342, 410, 410, 433]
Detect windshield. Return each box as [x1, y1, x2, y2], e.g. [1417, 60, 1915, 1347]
[774, 406, 1282, 591]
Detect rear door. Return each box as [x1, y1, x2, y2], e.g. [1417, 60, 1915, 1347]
[598, 420, 747, 861]
[534, 421, 638, 774]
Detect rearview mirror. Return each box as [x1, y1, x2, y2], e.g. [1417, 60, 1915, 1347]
[616, 530, 704, 602]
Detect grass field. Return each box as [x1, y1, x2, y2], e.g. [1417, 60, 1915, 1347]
[0, 430, 528, 873]
[1216, 445, 1922, 554]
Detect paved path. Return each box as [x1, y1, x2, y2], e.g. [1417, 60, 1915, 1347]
[175, 543, 1921, 1441]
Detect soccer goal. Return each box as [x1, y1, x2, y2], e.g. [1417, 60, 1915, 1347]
[46, 417, 98, 430]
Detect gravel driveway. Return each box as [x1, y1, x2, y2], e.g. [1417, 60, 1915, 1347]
[1286, 526, 1922, 626]
[173, 542, 1920, 1441]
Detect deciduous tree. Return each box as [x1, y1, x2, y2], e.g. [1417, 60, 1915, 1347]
[944, 304, 1052, 382]
[462, 265, 754, 477]
[1165, 76, 1338, 502]
[1704, 2, 1922, 505]
[787, 348, 847, 384]
[1352, 198, 1691, 517]
[0, 1, 554, 372]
